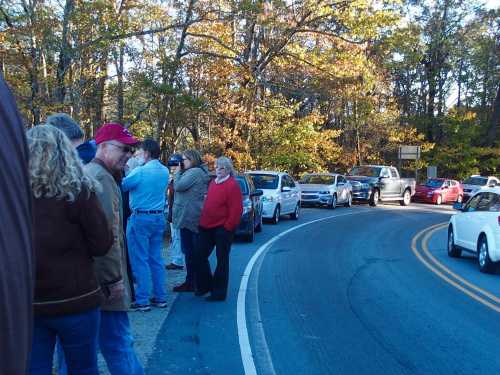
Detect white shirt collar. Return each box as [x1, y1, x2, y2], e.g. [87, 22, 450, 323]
[215, 175, 230, 184]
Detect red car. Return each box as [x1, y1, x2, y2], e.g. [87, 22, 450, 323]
[413, 178, 463, 205]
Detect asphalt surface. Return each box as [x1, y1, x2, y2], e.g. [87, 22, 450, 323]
[143, 203, 500, 374]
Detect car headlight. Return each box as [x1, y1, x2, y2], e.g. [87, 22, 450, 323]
[319, 190, 330, 195]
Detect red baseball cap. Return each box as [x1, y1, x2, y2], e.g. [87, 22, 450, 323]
[95, 123, 139, 145]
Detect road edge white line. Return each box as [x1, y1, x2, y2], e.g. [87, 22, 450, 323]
[237, 210, 373, 375]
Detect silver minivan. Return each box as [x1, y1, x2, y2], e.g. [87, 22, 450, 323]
[247, 171, 301, 224]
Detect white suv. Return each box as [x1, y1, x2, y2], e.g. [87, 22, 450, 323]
[247, 171, 301, 224]
[448, 187, 500, 273]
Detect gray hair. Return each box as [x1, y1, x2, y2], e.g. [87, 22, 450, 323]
[27, 124, 98, 202]
[46, 113, 84, 141]
[216, 156, 235, 176]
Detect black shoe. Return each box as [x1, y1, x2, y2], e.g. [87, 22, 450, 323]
[205, 295, 225, 302]
[150, 298, 168, 308]
[165, 263, 184, 270]
[195, 289, 210, 297]
[173, 282, 195, 292]
[130, 303, 151, 312]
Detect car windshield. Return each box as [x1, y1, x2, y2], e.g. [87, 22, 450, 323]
[300, 175, 335, 185]
[463, 177, 488, 186]
[348, 166, 381, 177]
[425, 179, 444, 188]
[235, 176, 249, 195]
[249, 174, 279, 189]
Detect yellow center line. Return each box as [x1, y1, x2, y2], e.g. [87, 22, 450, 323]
[411, 224, 500, 313]
[421, 224, 500, 303]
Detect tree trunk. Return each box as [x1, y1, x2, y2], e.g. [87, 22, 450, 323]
[457, 59, 463, 108]
[116, 44, 125, 123]
[94, 57, 108, 127]
[484, 85, 500, 146]
[56, 0, 75, 104]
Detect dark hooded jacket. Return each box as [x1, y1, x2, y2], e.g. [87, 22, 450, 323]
[0, 74, 34, 375]
[77, 140, 97, 164]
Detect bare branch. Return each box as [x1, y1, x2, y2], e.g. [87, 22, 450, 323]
[295, 28, 367, 44]
[79, 23, 188, 50]
[186, 32, 240, 56]
[180, 49, 238, 61]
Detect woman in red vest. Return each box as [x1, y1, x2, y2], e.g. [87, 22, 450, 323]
[196, 157, 243, 301]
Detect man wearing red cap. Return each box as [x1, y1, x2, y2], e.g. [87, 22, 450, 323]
[84, 123, 144, 374]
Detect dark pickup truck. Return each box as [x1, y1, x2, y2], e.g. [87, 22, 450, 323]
[346, 165, 416, 206]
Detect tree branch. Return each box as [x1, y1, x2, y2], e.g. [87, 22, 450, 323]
[186, 32, 240, 56]
[295, 28, 367, 44]
[180, 49, 238, 61]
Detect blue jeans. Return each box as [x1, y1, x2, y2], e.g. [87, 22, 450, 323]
[169, 223, 184, 266]
[30, 308, 100, 375]
[180, 228, 198, 286]
[99, 311, 144, 375]
[57, 311, 143, 375]
[127, 213, 167, 305]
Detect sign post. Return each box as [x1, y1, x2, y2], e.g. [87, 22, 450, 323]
[398, 146, 421, 182]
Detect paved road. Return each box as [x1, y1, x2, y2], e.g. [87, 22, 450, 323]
[141, 204, 500, 374]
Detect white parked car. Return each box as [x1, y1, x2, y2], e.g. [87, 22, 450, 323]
[247, 171, 301, 224]
[448, 187, 500, 273]
[299, 173, 352, 209]
[461, 175, 499, 202]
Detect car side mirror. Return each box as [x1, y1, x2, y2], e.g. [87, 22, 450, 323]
[251, 189, 264, 197]
[453, 202, 463, 211]
[282, 186, 291, 192]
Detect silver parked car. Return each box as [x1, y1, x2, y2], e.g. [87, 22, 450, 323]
[247, 171, 301, 224]
[299, 173, 352, 209]
[461, 175, 499, 202]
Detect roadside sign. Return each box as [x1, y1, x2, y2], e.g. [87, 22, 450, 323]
[399, 145, 421, 160]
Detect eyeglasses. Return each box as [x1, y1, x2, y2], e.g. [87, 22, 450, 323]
[108, 142, 134, 154]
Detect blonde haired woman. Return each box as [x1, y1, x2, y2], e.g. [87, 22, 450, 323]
[28, 125, 113, 375]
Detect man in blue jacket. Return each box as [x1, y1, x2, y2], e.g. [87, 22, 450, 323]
[45, 113, 97, 163]
[122, 139, 169, 312]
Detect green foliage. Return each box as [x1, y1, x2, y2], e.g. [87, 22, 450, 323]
[0, 0, 496, 179]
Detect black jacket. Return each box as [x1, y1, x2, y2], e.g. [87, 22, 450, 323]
[0, 75, 34, 375]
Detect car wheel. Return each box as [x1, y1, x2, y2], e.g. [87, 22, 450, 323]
[344, 193, 352, 207]
[369, 189, 379, 207]
[329, 194, 337, 209]
[478, 236, 495, 273]
[436, 195, 442, 205]
[272, 205, 280, 225]
[400, 189, 411, 206]
[245, 222, 255, 242]
[290, 203, 300, 220]
[447, 226, 461, 258]
[255, 213, 263, 232]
